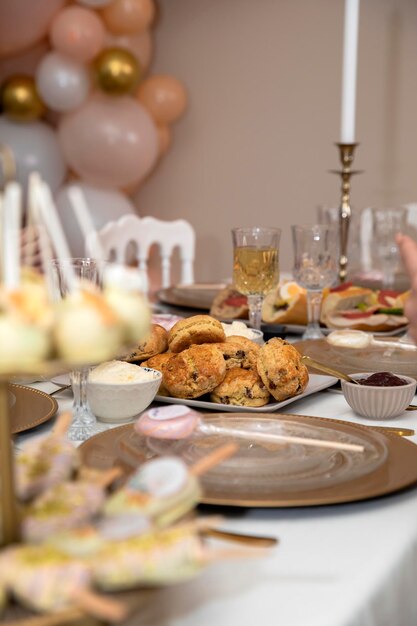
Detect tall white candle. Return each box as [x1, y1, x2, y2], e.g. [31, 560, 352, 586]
[3, 182, 22, 289]
[340, 0, 360, 143]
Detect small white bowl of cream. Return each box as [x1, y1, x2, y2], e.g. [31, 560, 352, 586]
[88, 360, 162, 423]
[221, 321, 264, 345]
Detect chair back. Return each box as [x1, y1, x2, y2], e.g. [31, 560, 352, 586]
[86, 214, 195, 294]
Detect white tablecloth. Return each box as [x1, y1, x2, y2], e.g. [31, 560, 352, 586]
[16, 380, 417, 626]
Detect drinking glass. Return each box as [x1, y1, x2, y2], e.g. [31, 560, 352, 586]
[371, 207, 407, 288]
[231, 227, 281, 330]
[292, 224, 338, 340]
[49, 257, 103, 442]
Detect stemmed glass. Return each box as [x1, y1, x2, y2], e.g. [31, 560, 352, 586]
[371, 208, 407, 289]
[49, 257, 104, 442]
[231, 227, 281, 330]
[292, 224, 338, 340]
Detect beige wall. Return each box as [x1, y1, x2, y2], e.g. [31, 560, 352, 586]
[136, 0, 417, 281]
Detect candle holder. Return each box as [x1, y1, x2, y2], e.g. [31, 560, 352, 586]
[331, 143, 363, 282]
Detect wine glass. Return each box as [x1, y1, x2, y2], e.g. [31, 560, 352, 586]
[292, 224, 338, 340]
[231, 227, 281, 330]
[371, 208, 407, 289]
[49, 257, 104, 442]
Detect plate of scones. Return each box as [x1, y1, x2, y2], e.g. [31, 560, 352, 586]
[125, 314, 336, 413]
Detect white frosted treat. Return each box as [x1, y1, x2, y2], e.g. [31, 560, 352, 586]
[54, 290, 123, 365]
[0, 316, 51, 369]
[221, 321, 258, 340]
[104, 287, 151, 344]
[90, 360, 155, 384]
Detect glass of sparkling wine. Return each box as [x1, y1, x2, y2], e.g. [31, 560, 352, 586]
[232, 227, 281, 330]
[292, 224, 338, 340]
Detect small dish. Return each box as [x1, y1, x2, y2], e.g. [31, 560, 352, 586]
[87, 367, 162, 423]
[341, 372, 417, 419]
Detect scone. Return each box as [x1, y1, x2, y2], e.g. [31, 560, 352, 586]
[215, 340, 259, 370]
[168, 315, 226, 353]
[141, 352, 172, 396]
[211, 368, 270, 407]
[256, 337, 309, 402]
[126, 324, 168, 361]
[225, 335, 260, 369]
[164, 344, 226, 398]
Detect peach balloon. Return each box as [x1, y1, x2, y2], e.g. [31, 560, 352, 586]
[50, 6, 106, 63]
[0, 0, 65, 58]
[106, 30, 153, 71]
[157, 124, 171, 156]
[101, 0, 155, 35]
[137, 75, 187, 124]
[58, 93, 158, 189]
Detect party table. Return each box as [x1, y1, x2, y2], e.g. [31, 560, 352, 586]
[16, 376, 417, 626]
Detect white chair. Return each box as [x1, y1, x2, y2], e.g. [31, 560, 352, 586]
[86, 214, 195, 295]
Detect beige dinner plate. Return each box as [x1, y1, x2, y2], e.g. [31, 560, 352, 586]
[9, 384, 58, 434]
[79, 413, 417, 508]
[157, 283, 226, 310]
[295, 339, 417, 380]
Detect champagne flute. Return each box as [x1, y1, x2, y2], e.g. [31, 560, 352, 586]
[231, 227, 281, 330]
[371, 207, 407, 289]
[292, 224, 337, 340]
[49, 257, 103, 442]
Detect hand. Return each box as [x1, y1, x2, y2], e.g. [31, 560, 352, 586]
[396, 233, 417, 342]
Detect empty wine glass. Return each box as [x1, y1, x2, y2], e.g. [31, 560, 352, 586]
[231, 227, 281, 330]
[49, 257, 104, 441]
[372, 208, 407, 289]
[292, 224, 338, 340]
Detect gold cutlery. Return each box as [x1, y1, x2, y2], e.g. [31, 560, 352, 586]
[203, 527, 279, 547]
[49, 384, 71, 396]
[301, 355, 359, 384]
[367, 425, 415, 437]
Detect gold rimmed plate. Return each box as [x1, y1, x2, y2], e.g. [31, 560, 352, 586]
[157, 283, 226, 310]
[79, 413, 417, 508]
[9, 384, 58, 434]
[295, 338, 417, 380]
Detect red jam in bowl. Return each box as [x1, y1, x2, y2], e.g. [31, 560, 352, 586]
[357, 372, 408, 387]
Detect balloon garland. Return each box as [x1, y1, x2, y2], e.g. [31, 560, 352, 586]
[0, 0, 187, 250]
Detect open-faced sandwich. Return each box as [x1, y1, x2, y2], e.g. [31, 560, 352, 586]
[320, 283, 409, 332]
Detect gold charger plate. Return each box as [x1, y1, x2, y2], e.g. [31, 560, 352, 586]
[79, 413, 417, 508]
[295, 339, 417, 380]
[9, 384, 58, 434]
[157, 283, 225, 310]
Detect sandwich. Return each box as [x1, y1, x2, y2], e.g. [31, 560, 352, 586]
[262, 282, 307, 325]
[320, 283, 409, 332]
[210, 286, 249, 320]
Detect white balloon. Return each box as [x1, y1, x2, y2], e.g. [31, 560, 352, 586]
[36, 52, 90, 113]
[0, 117, 66, 193]
[77, 0, 113, 6]
[55, 182, 136, 257]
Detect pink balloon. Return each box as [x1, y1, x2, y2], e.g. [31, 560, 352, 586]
[50, 6, 106, 63]
[106, 30, 153, 71]
[0, 0, 65, 59]
[0, 40, 49, 85]
[58, 93, 158, 189]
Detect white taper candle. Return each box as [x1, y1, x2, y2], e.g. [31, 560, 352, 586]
[340, 0, 360, 143]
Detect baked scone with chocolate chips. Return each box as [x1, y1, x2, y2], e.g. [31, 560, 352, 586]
[140, 352, 172, 396]
[215, 340, 259, 370]
[168, 315, 226, 353]
[211, 368, 270, 407]
[127, 324, 168, 361]
[256, 337, 309, 402]
[164, 344, 226, 398]
[225, 335, 260, 369]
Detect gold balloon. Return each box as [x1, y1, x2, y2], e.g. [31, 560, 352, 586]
[94, 48, 141, 96]
[1, 75, 45, 122]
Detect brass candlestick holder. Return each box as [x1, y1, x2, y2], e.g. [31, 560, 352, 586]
[331, 143, 363, 283]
